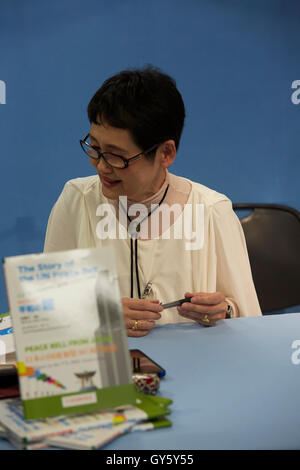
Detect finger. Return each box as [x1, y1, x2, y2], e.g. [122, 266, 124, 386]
[185, 292, 226, 306]
[127, 329, 149, 338]
[178, 307, 223, 325]
[179, 301, 227, 316]
[125, 310, 161, 321]
[208, 312, 227, 321]
[184, 292, 194, 297]
[184, 292, 194, 299]
[126, 320, 156, 331]
[129, 299, 163, 313]
[178, 307, 208, 323]
[180, 312, 215, 326]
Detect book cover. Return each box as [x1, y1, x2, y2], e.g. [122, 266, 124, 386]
[45, 416, 172, 450]
[3, 247, 139, 419]
[45, 420, 135, 450]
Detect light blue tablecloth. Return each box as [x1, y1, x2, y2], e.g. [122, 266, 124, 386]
[1, 313, 300, 450]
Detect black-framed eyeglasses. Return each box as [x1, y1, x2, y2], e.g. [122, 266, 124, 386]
[79, 134, 159, 169]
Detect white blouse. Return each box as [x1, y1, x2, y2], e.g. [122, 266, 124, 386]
[44, 174, 262, 324]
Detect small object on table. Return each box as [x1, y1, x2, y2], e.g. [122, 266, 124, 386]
[132, 373, 160, 395]
[130, 350, 166, 377]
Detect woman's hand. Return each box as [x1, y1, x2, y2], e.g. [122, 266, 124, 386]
[177, 292, 227, 326]
[122, 297, 163, 337]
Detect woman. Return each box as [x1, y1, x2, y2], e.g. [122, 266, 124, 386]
[44, 66, 262, 336]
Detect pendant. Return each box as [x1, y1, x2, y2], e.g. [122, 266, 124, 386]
[142, 282, 152, 298]
[128, 220, 141, 239]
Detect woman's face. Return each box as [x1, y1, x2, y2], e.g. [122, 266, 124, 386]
[88, 121, 174, 201]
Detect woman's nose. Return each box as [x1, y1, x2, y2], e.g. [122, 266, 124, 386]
[96, 156, 113, 172]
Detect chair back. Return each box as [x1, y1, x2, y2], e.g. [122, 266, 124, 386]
[233, 204, 300, 313]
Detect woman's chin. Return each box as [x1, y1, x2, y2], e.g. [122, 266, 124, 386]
[100, 180, 134, 201]
[102, 186, 120, 199]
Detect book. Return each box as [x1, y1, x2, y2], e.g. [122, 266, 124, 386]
[0, 417, 172, 450]
[45, 420, 135, 450]
[5, 432, 48, 450]
[0, 396, 172, 444]
[0, 312, 15, 357]
[3, 247, 145, 419]
[45, 416, 172, 450]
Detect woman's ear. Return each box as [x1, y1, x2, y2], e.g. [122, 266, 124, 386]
[158, 140, 176, 168]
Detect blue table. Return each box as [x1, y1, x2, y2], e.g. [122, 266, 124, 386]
[1, 313, 300, 450]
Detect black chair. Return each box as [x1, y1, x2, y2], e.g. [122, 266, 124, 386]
[232, 203, 300, 314]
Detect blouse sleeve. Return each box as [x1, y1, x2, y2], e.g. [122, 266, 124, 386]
[211, 199, 262, 317]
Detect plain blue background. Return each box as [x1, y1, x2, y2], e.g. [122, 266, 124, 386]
[0, 0, 299, 314]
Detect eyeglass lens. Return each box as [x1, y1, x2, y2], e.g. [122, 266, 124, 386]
[81, 140, 126, 168]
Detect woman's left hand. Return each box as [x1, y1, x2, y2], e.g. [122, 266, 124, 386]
[177, 291, 228, 326]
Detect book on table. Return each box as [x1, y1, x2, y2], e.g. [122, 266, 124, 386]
[2, 247, 171, 422]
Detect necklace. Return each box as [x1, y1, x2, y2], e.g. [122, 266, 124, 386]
[119, 184, 169, 298]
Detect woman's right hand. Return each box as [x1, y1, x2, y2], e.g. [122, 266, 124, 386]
[121, 297, 163, 337]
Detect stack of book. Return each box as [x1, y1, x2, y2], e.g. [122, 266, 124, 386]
[0, 396, 172, 450]
[1, 247, 172, 449]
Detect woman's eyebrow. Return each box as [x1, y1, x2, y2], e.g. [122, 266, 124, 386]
[89, 134, 127, 153]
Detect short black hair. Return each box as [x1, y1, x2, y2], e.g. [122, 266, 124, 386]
[87, 65, 185, 157]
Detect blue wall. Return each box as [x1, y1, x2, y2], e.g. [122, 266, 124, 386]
[0, 0, 299, 313]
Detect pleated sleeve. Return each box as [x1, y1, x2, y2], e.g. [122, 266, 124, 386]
[211, 199, 262, 317]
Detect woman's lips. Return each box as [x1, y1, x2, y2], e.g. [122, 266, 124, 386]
[100, 175, 121, 188]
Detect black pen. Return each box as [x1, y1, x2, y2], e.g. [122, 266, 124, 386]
[161, 297, 192, 310]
